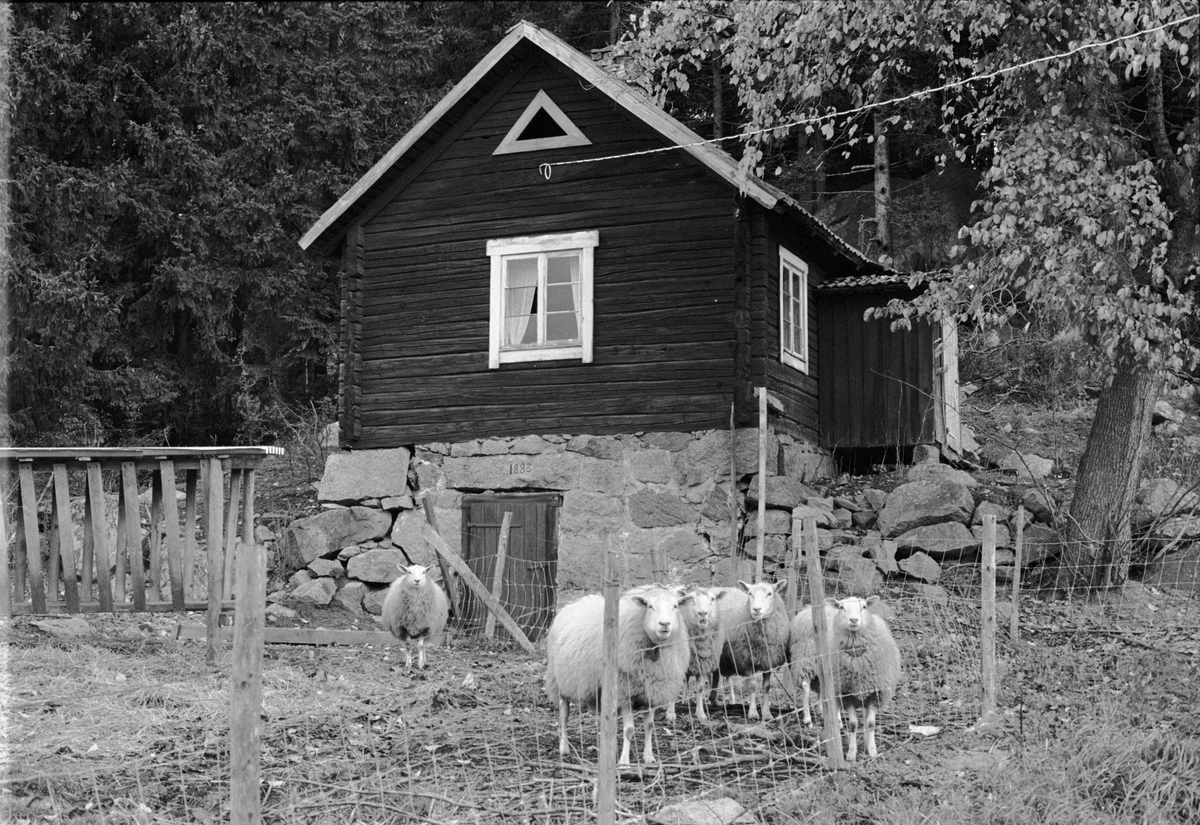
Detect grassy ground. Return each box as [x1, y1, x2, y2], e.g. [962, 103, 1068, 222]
[3, 579, 1197, 824]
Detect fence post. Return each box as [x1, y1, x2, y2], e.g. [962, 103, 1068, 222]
[981, 514, 997, 718]
[805, 517, 844, 769]
[786, 509, 802, 614]
[729, 402, 739, 588]
[1011, 506, 1024, 641]
[755, 387, 767, 580]
[484, 512, 512, 639]
[596, 538, 619, 825]
[420, 492, 461, 617]
[0, 480, 10, 616]
[230, 540, 265, 825]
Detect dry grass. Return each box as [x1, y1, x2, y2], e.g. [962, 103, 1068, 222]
[2, 585, 1198, 824]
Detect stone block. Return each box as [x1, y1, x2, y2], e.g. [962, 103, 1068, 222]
[307, 558, 345, 578]
[877, 481, 976, 537]
[629, 490, 695, 528]
[332, 580, 367, 616]
[745, 475, 819, 509]
[317, 447, 413, 503]
[630, 448, 680, 484]
[895, 522, 978, 560]
[290, 577, 336, 606]
[280, 506, 395, 570]
[347, 548, 407, 583]
[898, 551, 941, 583]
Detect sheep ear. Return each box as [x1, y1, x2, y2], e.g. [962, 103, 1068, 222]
[824, 597, 839, 607]
[866, 595, 880, 606]
[676, 592, 695, 606]
[714, 589, 729, 601]
[631, 595, 649, 608]
[737, 580, 752, 593]
[774, 579, 788, 594]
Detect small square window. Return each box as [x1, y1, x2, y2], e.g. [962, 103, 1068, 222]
[779, 246, 809, 373]
[487, 231, 598, 368]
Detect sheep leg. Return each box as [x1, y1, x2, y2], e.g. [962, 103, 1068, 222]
[694, 683, 708, 722]
[619, 702, 635, 766]
[403, 644, 414, 669]
[558, 698, 570, 758]
[665, 691, 677, 725]
[844, 707, 859, 762]
[799, 676, 813, 727]
[760, 670, 773, 722]
[864, 701, 878, 758]
[641, 709, 656, 765]
[746, 675, 760, 720]
[707, 671, 721, 709]
[416, 637, 427, 670]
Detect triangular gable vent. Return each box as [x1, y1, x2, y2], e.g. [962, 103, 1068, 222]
[493, 89, 591, 155]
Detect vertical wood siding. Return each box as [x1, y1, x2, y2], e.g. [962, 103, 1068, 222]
[341, 227, 364, 443]
[816, 291, 938, 449]
[349, 58, 739, 447]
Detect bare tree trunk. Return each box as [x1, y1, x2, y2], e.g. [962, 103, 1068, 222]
[1060, 352, 1162, 591]
[873, 109, 892, 264]
[609, 1, 622, 46]
[712, 58, 724, 139]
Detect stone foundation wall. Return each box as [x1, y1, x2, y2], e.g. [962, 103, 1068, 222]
[411, 429, 835, 590]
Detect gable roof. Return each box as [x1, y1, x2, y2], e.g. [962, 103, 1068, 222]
[299, 20, 890, 279]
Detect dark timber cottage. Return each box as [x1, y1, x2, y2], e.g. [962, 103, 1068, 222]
[300, 21, 960, 628]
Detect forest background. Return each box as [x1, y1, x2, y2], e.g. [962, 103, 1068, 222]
[5, 1, 1198, 590]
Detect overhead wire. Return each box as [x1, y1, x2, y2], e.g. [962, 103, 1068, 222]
[538, 11, 1199, 179]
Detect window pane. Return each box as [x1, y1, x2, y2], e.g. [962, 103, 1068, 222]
[546, 311, 578, 342]
[547, 254, 579, 283]
[504, 257, 539, 347]
[546, 282, 576, 312]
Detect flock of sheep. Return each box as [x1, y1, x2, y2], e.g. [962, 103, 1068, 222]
[381, 563, 903, 766]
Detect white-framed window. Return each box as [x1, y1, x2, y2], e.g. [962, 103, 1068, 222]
[779, 245, 809, 373]
[486, 231, 598, 368]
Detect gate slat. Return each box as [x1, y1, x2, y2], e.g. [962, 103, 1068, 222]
[183, 470, 199, 598]
[18, 462, 46, 614]
[159, 460, 185, 608]
[121, 462, 146, 611]
[86, 462, 114, 611]
[203, 457, 225, 664]
[222, 468, 243, 602]
[52, 463, 80, 612]
[0, 478, 11, 615]
[148, 471, 164, 601]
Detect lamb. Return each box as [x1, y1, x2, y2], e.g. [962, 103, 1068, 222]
[710, 579, 791, 721]
[380, 564, 450, 670]
[664, 584, 728, 723]
[544, 585, 693, 765]
[790, 595, 902, 761]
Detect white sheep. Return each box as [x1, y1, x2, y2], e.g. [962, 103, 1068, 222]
[380, 564, 450, 670]
[710, 580, 791, 721]
[790, 596, 902, 761]
[544, 586, 693, 765]
[664, 584, 728, 724]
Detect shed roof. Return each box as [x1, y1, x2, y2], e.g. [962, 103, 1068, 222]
[299, 20, 894, 282]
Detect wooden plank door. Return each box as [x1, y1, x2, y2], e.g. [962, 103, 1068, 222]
[460, 494, 559, 643]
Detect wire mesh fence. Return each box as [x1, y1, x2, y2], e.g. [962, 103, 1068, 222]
[3, 509, 1198, 823]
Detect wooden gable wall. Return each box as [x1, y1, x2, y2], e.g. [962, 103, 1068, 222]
[343, 56, 740, 448]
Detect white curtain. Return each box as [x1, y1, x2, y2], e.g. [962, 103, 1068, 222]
[504, 257, 538, 346]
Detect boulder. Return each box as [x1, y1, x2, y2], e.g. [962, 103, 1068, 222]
[878, 481, 976, 538]
[363, 585, 390, 616]
[905, 463, 978, 488]
[316, 447, 413, 504]
[825, 546, 883, 596]
[972, 500, 1013, 526]
[347, 548, 408, 584]
[646, 797, 756, 825]
[895, 522, 978, 560]
[629, 491, 694, 528]
[745, 475, 819, 509]
[1021, 488, 1057, 524]
[1137, 478, 1200, 521]
[997, 450, 1055, 479]
[852, 510, 878, 530]
[791, 503, 836, 529]
[1021, 524, 1062, 565]
[864, 538, 900, 575]
[280, 506, 395, 570]
[972, 522, 1013, 549]
[332, 581, 367, 616]
[307, 558, 345, 578]
[1140, 546, 1200, 593]
[897, 551, 941, 583]
[290, 577, 336, 606]
[912, 444, 941, 464]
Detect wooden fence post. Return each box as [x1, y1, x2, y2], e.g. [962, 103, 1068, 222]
[596, 538, 619, 825]
[484, 512, 512, 639]
[805, 517, 844, 769]
[230, 540, 265, 825]
[729, 402, 739, 588]
[1011, 506, 1024, 641]
[755, 387, 767, 580]
[981, 514, 997, 718]
[0, 478, 10, 616]
[786, 509, 802, 614]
